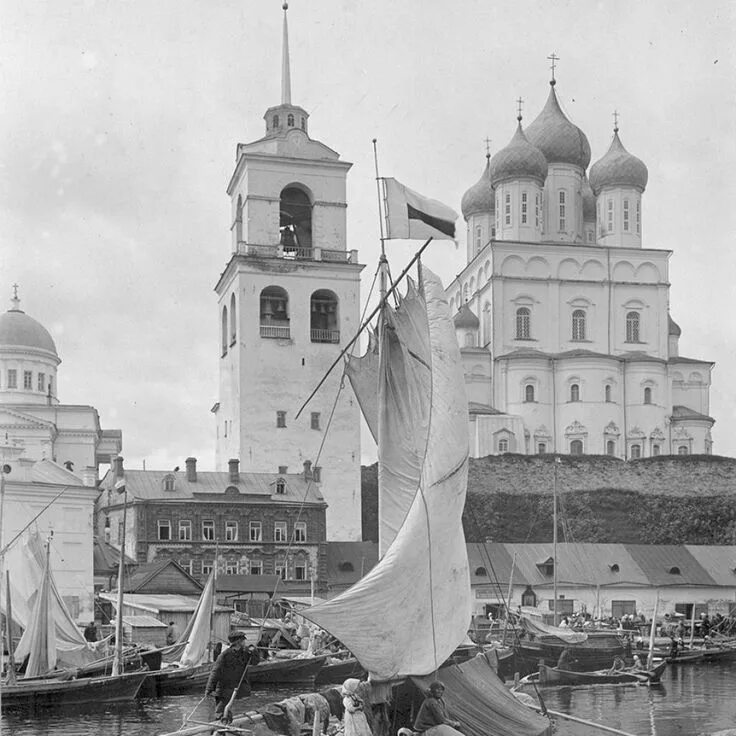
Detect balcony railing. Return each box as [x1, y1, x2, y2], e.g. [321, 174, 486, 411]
[260, 324, 291, 339]
[310, 329, 340, 344]
[236, 241, 358, 264]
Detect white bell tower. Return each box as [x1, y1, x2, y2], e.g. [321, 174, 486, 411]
[214, 3, 364, 541]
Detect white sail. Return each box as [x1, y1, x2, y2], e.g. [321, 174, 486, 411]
[304, 266, 471, 680]
[178, 570, 216, 667]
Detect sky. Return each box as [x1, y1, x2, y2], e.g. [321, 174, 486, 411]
[1, 0, 734, 471]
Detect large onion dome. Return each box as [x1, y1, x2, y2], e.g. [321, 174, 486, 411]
[490, 121, 547, 187]
[461, 156, 494, 219]
[526, 83, 591, 169]
[589, 130, 648, 195]
[0, 302, 58, 357]
[453, 303, 479, 329]
[582, 175, 596, 221]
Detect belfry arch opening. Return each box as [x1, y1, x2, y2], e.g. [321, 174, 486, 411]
[310, 290, 339, 343]
[260, 286, 290, 339]
[280, 186, 312, 252]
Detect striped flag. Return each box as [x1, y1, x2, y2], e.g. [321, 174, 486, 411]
[383, 178, 458, 241]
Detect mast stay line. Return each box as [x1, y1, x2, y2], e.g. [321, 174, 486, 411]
[294, 236, 433, 420]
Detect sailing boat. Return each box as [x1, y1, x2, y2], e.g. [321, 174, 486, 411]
[301, 262, 551, 736]
[1, 535, 147, 711]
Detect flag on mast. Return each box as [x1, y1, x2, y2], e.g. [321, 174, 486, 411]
[383, 178, 458, 241]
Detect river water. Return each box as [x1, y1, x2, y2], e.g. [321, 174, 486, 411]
[3, 663, 736, 736]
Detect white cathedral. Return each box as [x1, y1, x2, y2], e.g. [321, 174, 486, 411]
[449, 75, 714, 459]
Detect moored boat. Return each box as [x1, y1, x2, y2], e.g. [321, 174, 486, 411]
[248, 653, 326, 685]
[535, 659, 667, 686]
[315, 655, 365, 685]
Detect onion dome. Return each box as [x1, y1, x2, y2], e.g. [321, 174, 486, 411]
[0, 296, 58, 357]
[589, 129, 648, 195]
[582, 176, 596, 221]
[526, 84, 591, 169]
[668, 314, 682, 337]
[490, 121, 547, 187]
[461, 156, 494, 219]
[453, 303, 479, 329]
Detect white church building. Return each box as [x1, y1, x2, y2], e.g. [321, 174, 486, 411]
[212, 4, 363, 541]
[448, 75, 714, 459]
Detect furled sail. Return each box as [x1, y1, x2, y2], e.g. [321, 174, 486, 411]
[305, 266, 471, 680]
[178, 570, 216, 667]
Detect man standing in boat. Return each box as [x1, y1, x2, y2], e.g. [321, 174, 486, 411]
[413, 682, 463, 736]
[205, 631, 256, 723]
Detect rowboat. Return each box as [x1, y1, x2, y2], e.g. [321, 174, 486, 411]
[535, 659, 667, 686]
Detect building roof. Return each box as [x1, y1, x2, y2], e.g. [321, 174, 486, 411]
[671, 405, 715, 423]
[668, 356, 714, 366]
[461, 157, 494, 219]
[99, 591, 232, 614]
[468, 402, 504, 416]
[490, 121, 548, 186]
[589, 130, 648, 195]
[100, 468, 326, 506]
[93, 536, 136, 574]
[468, 543, 529, 587]
[217, 574, 283, 595]
[684, 545, 736, 586]
[495, 348, 666, 364]
[525, 83, 591, 169]
[30, 459, 87, 486]
[624, 544, 716, 587]
[0, 304, 58, 357]
[123, 559, 203, 594]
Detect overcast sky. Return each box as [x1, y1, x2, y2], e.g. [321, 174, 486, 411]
[1, 0, 734, 471]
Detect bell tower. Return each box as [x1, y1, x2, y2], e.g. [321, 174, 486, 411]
[214, 3, 364, 541]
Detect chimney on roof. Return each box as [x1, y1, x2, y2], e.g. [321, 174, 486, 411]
[82, 467, 97, 487]
[113, 456, 124, 479]
[303, 460, 312, 481]
[228, 458, 240, 484]
[186, 457, 197, 483]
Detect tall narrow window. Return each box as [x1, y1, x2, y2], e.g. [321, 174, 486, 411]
[272, 114, 279, 128]
[310, 412, 321, 430]
[157, 520, 171, 541]
[294, 522, 307, 543]
[606, 440, 615, 456]
[300, 116, 306, 130]
[636, 200, 641, 234]
[631, 444, 642, 459]
[495, 193, 500, 232]
[287, 113, 294, 127]
[605, 384, 612, 402]
[38, 373, 45, 392]
[570, 439, 583, 455]
[179, 520, 192, 541]
[607, 199, 614, 232]
[571, 310, 586, 341]
[558, 191, 566, 231]
[644, 387, 652, 404]
[498, 438, 509, 453]
[7, 369, 16, 389]
[274, 521, 287, 542]
[230, 293, 237, 345]
[623, 199, 630, 232]
[276, 411, 286, 428]
[475, 226, 482, 254]
[249, 522, 262, 542]
[505, 192, 511, 226]
[570, 384, 580, 402]
[521, 192, 528, 224]
[626, 311, 640, 342]
[537, 443, 546, 454]
[225, 521, 238, 542]
[652, 444, 661, 456]
[202, 520, 215, 541]
[23, 371, 32, 389]
[516, 307, 531, 339]
[524, 384, 535, 402]
[221, 306, 228, 356]
[535, 193, 540, 227]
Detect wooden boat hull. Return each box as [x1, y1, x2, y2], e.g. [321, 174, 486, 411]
[537, 659, 666, 686]
[248, 655, 326, 685]
[515, 637, 626, 675]
[315, 656, 365, 685]
[140, 662, 212, 697]
[1, 670, 148, 711]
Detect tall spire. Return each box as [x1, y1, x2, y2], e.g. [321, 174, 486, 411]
[281, 3, 291, 105]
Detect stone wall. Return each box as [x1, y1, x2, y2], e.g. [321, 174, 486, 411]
[467, 454, 736, 497]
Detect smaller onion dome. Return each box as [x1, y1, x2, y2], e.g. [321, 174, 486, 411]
[461, 156, 494, 219]
[582, 176, 596, 221]
[526, 84, 591, 169]
[589, 130, 648, 195]
[490, 121, 547, 187]
[453, 303, 479, 329]
[668, 314, 682, 337]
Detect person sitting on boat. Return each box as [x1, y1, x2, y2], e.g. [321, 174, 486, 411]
[559, 616, 569, 628]
[556, 647, 574, 670]
[205, 631, 257, 723]
[608, 656, 626, 674]
[669, 636, 679, 659]
[341, 678, 373, 736]
[413, 681, 463, 736]
[633, 654, 643, 670]
[166, 621, 180, 645]
[83, 621, 98, 642]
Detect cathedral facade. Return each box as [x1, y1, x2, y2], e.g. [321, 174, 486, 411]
[448, 78, 713, 459]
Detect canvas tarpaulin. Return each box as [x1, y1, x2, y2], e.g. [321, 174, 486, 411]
[413, 653, 551, 736]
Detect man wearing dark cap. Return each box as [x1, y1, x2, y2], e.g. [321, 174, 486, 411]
[413, 681, 463, 736]
[205, 631, 257, 722]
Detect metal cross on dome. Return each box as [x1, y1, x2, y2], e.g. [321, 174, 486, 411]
[547, 52, 559, 83]
[516, 97, 524, 121]
[11, 283, 19, 309]
[613, 109, 620, 132]
[484, 137, 492, 157]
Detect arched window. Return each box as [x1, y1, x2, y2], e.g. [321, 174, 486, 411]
[644, 387, 652, 405]
[572, 309, 586, 341]
[498, 438, 509, 453]
[272, 114, 280, 129]
[300, 116, 306, 130]
[606, 440, 615, 456]
[163, 474, 175, 492]
[524, 384, 535, 403]
[260, 286, 290, 338]
[678, 445, 689, 455]
[631, 444, 641, 459]
[516, 307, 531, 339]
[235, 194, 243, 243]
[221, 305, 228, 355]
[570, 383, 580, 402]
[287, 113, 294, 127]
[652, 444, 661, 456]
[570, 439, 583, 455]
[310, 290, 339, 343]
[605, 384, 612, 402]
[230, 293, 237, 346]
[626, 311, 640, 342]
[474, 567, 488, 577]
[558, 190, 566, 231]
[280, 186, 312, 251]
